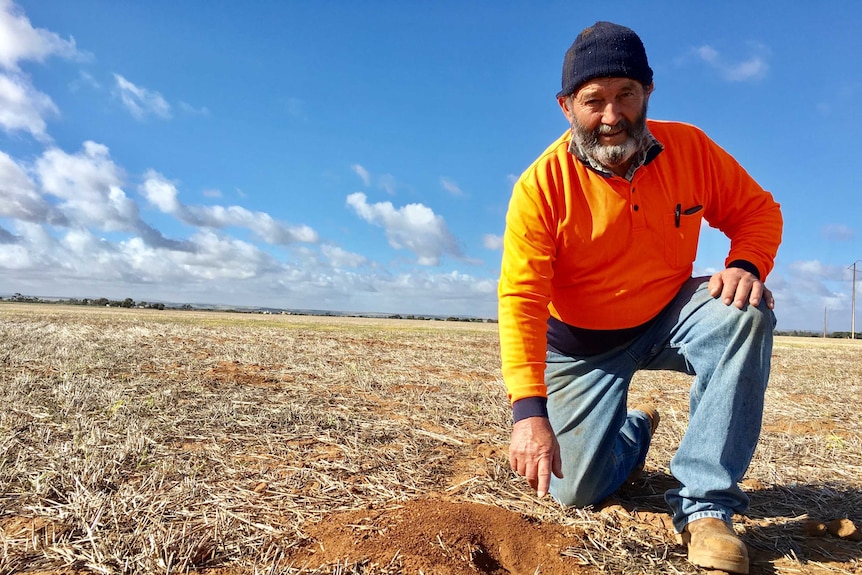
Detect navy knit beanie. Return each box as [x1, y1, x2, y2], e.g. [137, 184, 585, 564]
[556, 21, 653, 98]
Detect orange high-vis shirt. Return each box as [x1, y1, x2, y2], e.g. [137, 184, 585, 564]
[498, 120, 783, 404]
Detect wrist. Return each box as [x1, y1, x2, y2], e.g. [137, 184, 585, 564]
[512, 396, 548, 423]
[727, 259, 760, 280]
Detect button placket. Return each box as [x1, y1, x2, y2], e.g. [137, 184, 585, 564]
[631, 185, 646, 229]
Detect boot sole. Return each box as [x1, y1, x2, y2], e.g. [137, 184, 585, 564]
[688, 547, 749, 574]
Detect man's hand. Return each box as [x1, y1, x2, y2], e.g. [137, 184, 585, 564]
[708, 268, 774, 310]
[509, 416, 563, 498]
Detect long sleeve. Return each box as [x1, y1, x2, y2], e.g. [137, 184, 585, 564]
[498, 177, 557, 404]
[698, 135, 783, 280]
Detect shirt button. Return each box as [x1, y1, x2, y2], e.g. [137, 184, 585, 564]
[633, 205, 639, 211]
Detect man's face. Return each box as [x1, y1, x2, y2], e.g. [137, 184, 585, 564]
[559, 77, 652, 172]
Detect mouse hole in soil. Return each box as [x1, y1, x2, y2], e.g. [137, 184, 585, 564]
[470, 544, 505, 573]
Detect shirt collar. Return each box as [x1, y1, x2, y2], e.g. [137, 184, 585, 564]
[568, 126, 663, 181]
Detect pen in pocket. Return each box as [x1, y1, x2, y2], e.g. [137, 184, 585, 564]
[675, 204, 703, 227]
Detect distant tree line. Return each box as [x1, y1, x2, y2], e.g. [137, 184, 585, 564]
[386, 314, 497, 323]
[0, 293, 499, 322]
[1, 293, 166, 310]
[774, 329, 860, 339]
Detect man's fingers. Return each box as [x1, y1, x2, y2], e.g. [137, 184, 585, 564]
[747, 280, 764, 307]
[535, 456, 551, 498]
[712, 268, 767, 309]
[708, 273, 723, 298]
[553, 447, 564, 479]
[722, 281, 738, 307]
[513, 456, 551, 497]
[733, 278, 752, 309]
[763, 286, 775, 309]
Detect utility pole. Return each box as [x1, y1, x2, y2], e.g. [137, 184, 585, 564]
[824, 306, 828, 338]
[852, 260, 860, 340]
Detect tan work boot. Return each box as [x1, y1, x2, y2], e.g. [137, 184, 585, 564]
[625, 405, 660, 483]
[634, 404, 660, 436]
[681, 518, 749, 574]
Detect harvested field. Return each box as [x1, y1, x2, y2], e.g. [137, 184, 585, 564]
[0, 303, 860, 575]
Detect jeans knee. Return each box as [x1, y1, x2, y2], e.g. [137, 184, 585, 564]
[551, 474, 610, 508]
[739, 302, 776, 338]
[711, 296, 774, 340]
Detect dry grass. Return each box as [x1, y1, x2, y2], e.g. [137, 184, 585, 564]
[0, 303, 860, 575]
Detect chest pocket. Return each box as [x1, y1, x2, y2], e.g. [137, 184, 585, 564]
[663, 210, 701, 269]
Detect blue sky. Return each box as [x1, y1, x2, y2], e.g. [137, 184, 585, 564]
[0, 1, 860, 331]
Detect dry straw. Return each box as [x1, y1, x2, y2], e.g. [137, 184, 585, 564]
[1, 304, 860, 574]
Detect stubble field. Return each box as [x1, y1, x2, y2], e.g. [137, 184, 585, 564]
[0, 303, 860, 575]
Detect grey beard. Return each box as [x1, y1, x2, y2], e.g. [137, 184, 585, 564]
[585, 136, 638, 168]
[570, 108, 649, 171]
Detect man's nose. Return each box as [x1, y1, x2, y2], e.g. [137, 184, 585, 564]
[600, 102, 623, 125]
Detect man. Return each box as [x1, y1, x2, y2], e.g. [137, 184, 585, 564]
[499, 21, 782, 574]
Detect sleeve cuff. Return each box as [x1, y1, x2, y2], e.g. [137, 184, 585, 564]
[727, 259, 760, 280]
[512, 396, 549, 423]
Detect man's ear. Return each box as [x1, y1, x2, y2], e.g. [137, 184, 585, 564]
[557, 96, 574, 122]
[644, 82, 655, 97]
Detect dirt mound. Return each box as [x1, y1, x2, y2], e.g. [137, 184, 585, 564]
[287, 498, 589, 575]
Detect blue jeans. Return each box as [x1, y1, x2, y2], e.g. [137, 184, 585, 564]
[545, 276, 775, 532]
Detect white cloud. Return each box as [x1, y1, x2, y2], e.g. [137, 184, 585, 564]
[139, 170, 181, 213]
[696, 45, 719, 63]
[0, 223, 16, 243]
[0, 232, 31, 266]
[482, 234, 503, 250]
[786, 259, 846, 281]
[114, 74, 171, 120]
[32, 142, 187, 250]
[0, 222, 279, 286]
[0, 71, 58, 139]
[350, 164, 400, 195]
[766, 259, 860, 332]
[186, 205, 318, 244]
[70, 70, 100, 92]
[694, 44, 768, 82]
[778, 259, 846, 305]
[0, 220, 65, 271]
[257, 266, 497, 317]
[140, 170, 318, 245]
[352, 163, 371, 186]
[0, 1, 83, 141]
[321, 244, 368, 268]
[377, 173, 397, 195]
[0, 218, 499, 319]
[441, 177, 463, 196]
[178, 101, 210, 116]
[36, 141, 134, 230]
[0, 150, 65, 224]
[346, 192, 462, 266]
[0, 0, 80, 71]
[166, 231, 279, 280]
[821, 223, 856, 242]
